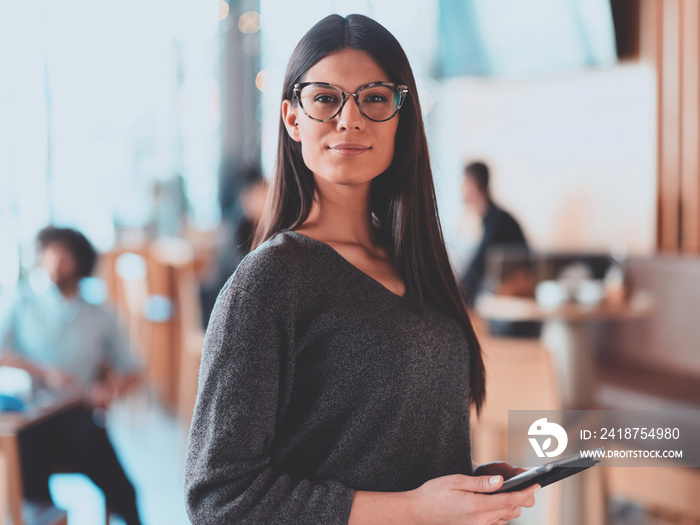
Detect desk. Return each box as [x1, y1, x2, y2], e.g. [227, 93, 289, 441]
[0, 387, 82, 525]
[476, 291, 653, 409]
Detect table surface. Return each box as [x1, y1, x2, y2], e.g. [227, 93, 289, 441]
[0, 386, 83, 436]
[475, 290, 654, 322]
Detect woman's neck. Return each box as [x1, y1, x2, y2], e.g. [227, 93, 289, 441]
[298, 179, 377, 248]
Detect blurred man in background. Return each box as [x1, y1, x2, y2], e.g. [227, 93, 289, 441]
[199, 166, 268, 326]
[0, 226, 142, 524]
[459, 161, 529, 306]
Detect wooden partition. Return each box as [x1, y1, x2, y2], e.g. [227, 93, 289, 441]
[642, 0, 700, 253]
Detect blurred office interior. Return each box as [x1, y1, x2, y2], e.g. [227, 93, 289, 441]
[1, 0, 699, 523]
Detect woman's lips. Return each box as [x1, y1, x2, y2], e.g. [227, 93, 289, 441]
[329, 143, 371, 156]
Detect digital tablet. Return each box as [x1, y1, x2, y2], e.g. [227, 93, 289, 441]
[492, 447, 603, 494]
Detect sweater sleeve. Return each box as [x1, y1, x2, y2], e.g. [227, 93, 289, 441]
[184, 281, 355, 525]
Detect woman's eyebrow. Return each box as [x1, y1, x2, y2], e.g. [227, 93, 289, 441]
[304, 80, 390, 91]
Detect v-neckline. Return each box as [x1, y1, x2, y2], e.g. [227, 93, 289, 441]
[283, 230, 409, 300]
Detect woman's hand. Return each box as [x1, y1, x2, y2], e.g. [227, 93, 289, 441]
[409, 473, 538, 525]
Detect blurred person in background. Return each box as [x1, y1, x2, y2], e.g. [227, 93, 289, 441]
[459, 161, 529, 307]
[459, 162, 539, 337]
[199, 166, 269, 326]
[185, 14, 538, 525]
[235, 167, 270, 256]
[0, 226, 143, 525]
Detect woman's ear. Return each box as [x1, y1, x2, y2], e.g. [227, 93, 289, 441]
[282, 100, 301, 142]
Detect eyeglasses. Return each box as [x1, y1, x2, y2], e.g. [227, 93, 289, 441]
[293, 81, 409, 123]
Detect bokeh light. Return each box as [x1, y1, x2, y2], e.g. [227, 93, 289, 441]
[218, 1, 229, 21]
[238, 11, 260, 34]
[255, 69, 271, 93]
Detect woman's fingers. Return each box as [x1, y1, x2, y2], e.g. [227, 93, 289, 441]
[481, 501, 524, 525]
[412, 474, 539, 525]
[455, 473, 504, 493]
[468, 481, 540, 514]
[521, 484, 539, 507]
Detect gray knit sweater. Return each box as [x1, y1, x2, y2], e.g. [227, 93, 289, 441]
[185, 231, 473, 524]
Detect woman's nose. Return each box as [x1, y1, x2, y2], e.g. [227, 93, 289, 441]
[336, 95, 364, 131]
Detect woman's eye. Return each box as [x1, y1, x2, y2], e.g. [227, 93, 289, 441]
[364, 94, 389, 104]
[313, 95, 338, 104]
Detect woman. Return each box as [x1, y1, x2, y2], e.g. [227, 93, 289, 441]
[185, 14, 538, 524]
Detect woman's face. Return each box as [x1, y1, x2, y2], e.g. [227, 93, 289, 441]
[282, 48, 400, 188]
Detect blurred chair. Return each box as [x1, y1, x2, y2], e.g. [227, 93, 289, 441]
[114, 252, 151, 359]
[471, 331, 608, 525]
[174, 259, 205, 429]
[148, 237, 195, 410]
[106, 235, 204, 413]
[471, 332, 561, 462]
[0, 445, 67, 525]
[97, 235, 150, 318]
[471, 330, 565, 525]
[605, 460, 700, 524]
[0, 451, 7, 523]
[111, 251, 154, 420]
[182, 225, 220, 281]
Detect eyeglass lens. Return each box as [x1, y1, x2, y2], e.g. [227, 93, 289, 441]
[299, 84, 401, 122]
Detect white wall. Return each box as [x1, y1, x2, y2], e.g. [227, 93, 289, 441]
[430, 63, 657, 267]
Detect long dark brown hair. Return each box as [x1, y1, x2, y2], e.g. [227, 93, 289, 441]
[253, 13, 486, 412]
